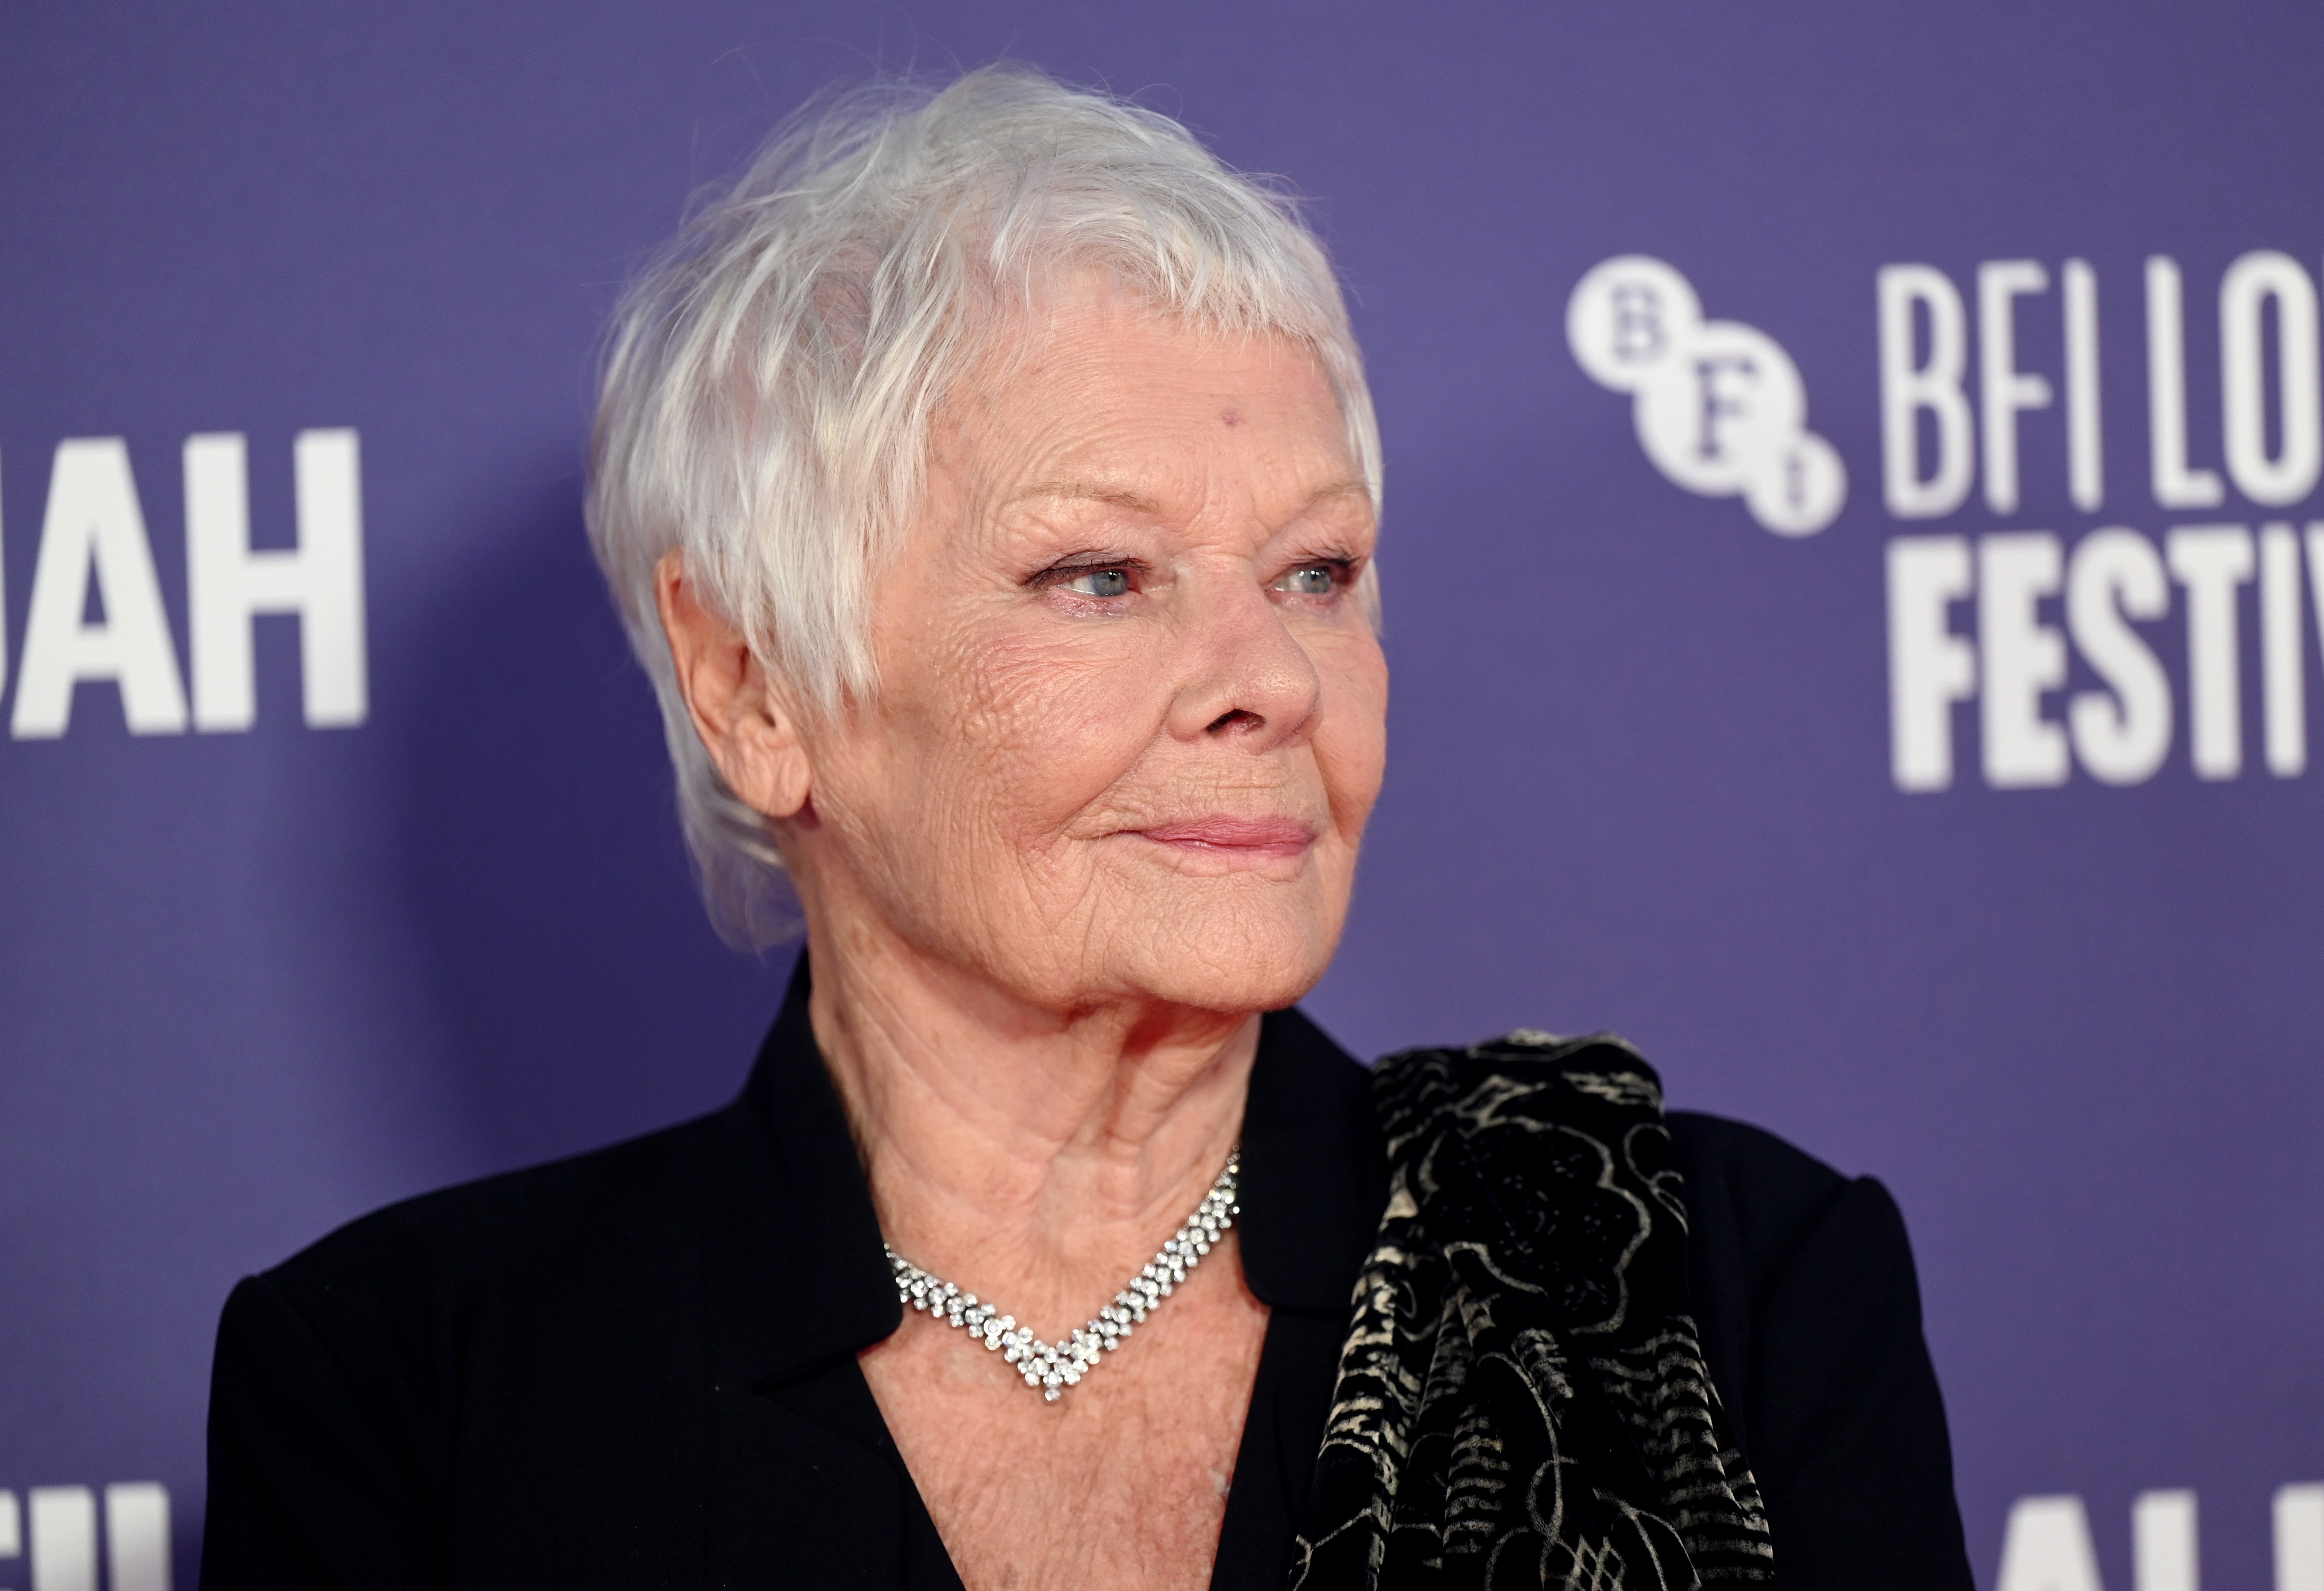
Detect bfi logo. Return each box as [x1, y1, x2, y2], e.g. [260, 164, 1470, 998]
[1568, 256, 1847, 537]
[0, 1485, 171, 1591]
[0, 432, 366, 740]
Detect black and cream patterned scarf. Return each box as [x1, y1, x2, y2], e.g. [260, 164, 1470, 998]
[1289, 1033, 1775, 1590]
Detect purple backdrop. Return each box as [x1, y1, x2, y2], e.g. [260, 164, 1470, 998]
[4, 3, 2321, 1585]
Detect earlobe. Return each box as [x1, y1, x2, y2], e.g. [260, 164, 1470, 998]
[653, 552, 815, 821]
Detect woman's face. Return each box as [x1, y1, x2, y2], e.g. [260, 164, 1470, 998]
[788, 280, 1387, 1016]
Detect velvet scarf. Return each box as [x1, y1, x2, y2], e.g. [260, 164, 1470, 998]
[1289, 1033, 1776, 1590]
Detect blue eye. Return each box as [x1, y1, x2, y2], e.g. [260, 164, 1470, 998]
[1062, 567, 1132, 597]
[1274, 564, 1338, 596]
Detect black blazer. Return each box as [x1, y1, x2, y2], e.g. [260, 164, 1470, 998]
[200, 968, 1972, 1589]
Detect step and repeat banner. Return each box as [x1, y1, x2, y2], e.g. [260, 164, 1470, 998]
[4, 2, 2320, 1585]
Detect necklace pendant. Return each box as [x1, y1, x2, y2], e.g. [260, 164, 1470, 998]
[883, 1149, 1240, 1402]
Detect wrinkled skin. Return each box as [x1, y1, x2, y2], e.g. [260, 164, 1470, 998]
[658, 274, 1388, 1590]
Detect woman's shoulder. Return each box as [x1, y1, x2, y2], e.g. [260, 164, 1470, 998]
[1661, 1109, 1970, 1587]
[202, 1107, 766, 1587]
[252, 1106, 732, 1332]
[1666, 1110, 1860, 1263]
[1661, 1107, 1925, 1343]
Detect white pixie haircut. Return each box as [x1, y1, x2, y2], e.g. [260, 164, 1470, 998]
[587, 63, 1383, 949]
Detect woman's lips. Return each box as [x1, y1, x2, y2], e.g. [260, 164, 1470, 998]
[1130, 818, 1316, 860]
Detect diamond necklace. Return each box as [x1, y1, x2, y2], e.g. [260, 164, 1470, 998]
[883, 1148, 1241, 1403]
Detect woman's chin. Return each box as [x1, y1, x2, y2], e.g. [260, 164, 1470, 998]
[1090, 899, 1344, 1015]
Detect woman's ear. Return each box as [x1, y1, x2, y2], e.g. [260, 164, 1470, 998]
[654, 551, 813, 820]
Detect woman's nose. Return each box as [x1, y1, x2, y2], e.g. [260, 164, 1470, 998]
[1166, 578, 1323, 750]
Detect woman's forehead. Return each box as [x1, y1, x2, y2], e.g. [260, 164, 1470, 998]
[946, 309, 1353, 500]
[975, 275, 1333, 407]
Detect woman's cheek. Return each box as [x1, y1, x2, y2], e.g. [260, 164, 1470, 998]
[973, 626, 1160, 768]
[1315, 638, 1390, 812]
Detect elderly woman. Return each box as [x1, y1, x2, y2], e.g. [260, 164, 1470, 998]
[200, 67, 1971, 1591]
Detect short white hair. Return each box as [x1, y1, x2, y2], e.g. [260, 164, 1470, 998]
[586, 64, 1382, 949]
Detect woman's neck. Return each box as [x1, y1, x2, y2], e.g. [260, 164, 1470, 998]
[803, 924, 1259, 1338]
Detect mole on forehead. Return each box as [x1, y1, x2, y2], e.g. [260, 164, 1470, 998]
[1221, 409, 1244, 428]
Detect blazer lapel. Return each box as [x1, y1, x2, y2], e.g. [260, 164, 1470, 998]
[1209, 1006, 1389, 1591]
[696, 956, 964, 1589]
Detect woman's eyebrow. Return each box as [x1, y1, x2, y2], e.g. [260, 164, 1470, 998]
[1301, 480, 1373, 512]
[1278, 481, 1376, 531]
[1007, 480, 1162, 515]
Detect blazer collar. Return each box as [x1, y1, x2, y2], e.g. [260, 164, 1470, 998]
[1240, 1006, 1388, 1315]
[703, 954, 1386, 1387]
[703, 954, 900, 1389]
